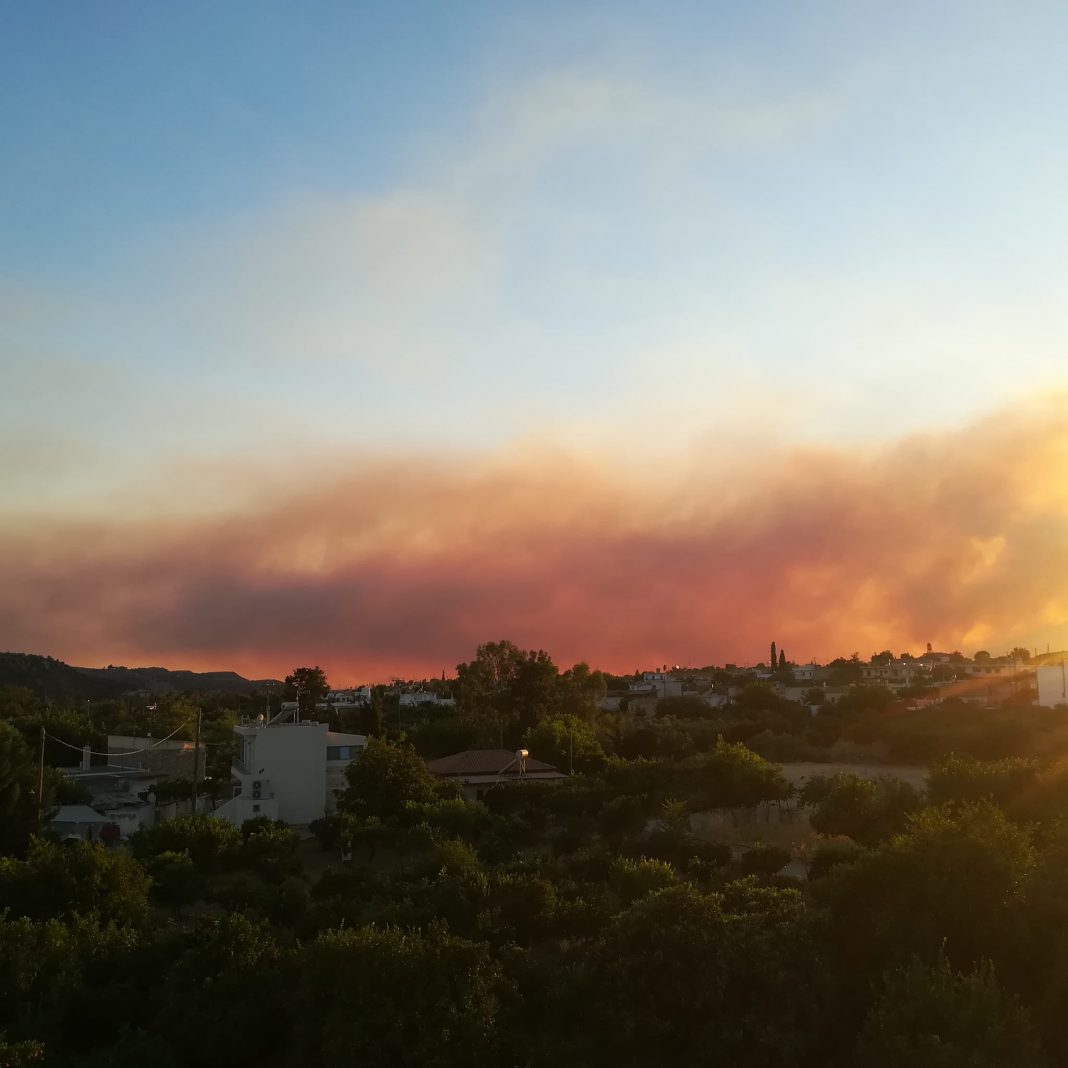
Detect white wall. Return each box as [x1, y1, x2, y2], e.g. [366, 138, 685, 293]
[1037, 662, 1068, 707]
[234, 722, 328, 825]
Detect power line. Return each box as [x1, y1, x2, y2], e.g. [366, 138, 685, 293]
[43, 720, 192, 759]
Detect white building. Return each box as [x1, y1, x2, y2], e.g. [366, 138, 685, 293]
[628, 671, 683, 699]
[1037, 660, 1068, 707]
[214, 720, 367, 827]
[327, 686, 372, 710]
[59, 757, 161, 839]
[399, 691, 456, 708]
[962, 659, 1016, 678]
[861, 661, 918, 687]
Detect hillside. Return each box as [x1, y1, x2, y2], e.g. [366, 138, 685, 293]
[0, 651, 280, 700]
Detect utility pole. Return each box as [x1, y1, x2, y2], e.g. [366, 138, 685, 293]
[190, 708, 202, 815]
[36, 725, 46, 824]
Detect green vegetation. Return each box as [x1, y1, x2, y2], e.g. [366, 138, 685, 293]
[4, 645, 1068, 1064]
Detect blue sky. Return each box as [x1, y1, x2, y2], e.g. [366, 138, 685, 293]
[2, 3, 1068, 672]
[3, 1, 1068, 514]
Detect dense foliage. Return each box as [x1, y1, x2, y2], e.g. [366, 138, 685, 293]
[3, 646, 1068, 1065]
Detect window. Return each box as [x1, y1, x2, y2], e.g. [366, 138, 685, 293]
[327, 746, 353, 761]
[252, 804, 261, 813]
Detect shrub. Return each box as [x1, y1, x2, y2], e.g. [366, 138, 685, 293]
[130, 815, 240, 873]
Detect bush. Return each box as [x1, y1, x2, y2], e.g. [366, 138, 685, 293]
[598, 794, 650, 839]
[803, 774, 923, 847]
[309, 815, 342, 850]
[856, 956, 1047, 1067]
[0, 839, 151, 927]
[145, 850, 202, 913]
[807, 842, 862, 881]
[608, 856, 679, 904]
[733, 843, 790, 879]
[130, 815, 240, 873]
[239, 823, 302, 882]
[397, 798, 493, 839]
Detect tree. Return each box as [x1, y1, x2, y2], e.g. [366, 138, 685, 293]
[130, 814, 240, 873]
[145, 851, 202, 916]
[580, 882, 823, 1066]
[770, 641, 777, 670]
[0, 839, 150, 928]
[607, 856, 679, 904]
[238, 821, 302, 882]
[733, 843, 791, 880]
[802, 774, 923, 847]
[778, 649, 787, 670]
[0, 723, 40, 856]
[295, 925, 505, 1067]
[697, 738, 793, 809]
[0, 1033, 44, 1065]
[0, 912, 135, 1057]
[358, 689, 384, 737]
[856, 956, 1047, 1067]
[511, 649, 561, 731]
[524, 715, 607, 775]
[807, 841, 862, 881]
[455, 640, 525, 717]
[149, 915, 289, 1065]
[339, 736, 441, 819]
[927, 755, 1038, 810]
[284, 666, 329, 719]
[816, 803, 1034, 993]
[558, 662, 606, 720]
[654, 694, 710, 720]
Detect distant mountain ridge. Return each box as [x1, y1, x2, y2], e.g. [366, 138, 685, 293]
[0, 651, 280, 700]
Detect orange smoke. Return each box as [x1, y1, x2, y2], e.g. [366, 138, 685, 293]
[1, 396, 1065, 681]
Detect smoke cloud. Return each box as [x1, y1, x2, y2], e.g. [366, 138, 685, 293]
[1, 396, 1065, 681]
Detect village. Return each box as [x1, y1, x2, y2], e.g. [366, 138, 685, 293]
[39, 644, 1066, 850]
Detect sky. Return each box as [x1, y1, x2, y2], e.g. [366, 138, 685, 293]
[2, 2, 1067, 682]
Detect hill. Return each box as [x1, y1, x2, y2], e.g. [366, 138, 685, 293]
[0, 651, 280, 700]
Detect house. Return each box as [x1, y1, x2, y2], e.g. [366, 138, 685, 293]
[58, 752, 162, 838]
[1037, 660, 1068, 707]
[860, 661, 918, 688]
[962, 659, 1016, 678]
[214, 719, 367, 827]
[399, 691, 456, 708]
[917, 651, 954, 669]
[107, 733, 205, 777]
[426, 749, 567, 800]
[626, 694, 660, 717]
[700, 691, 731, 710]
[327, 686, 372, 708]
[792, 663, 828, 683]
[628, 672, 683, 699]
